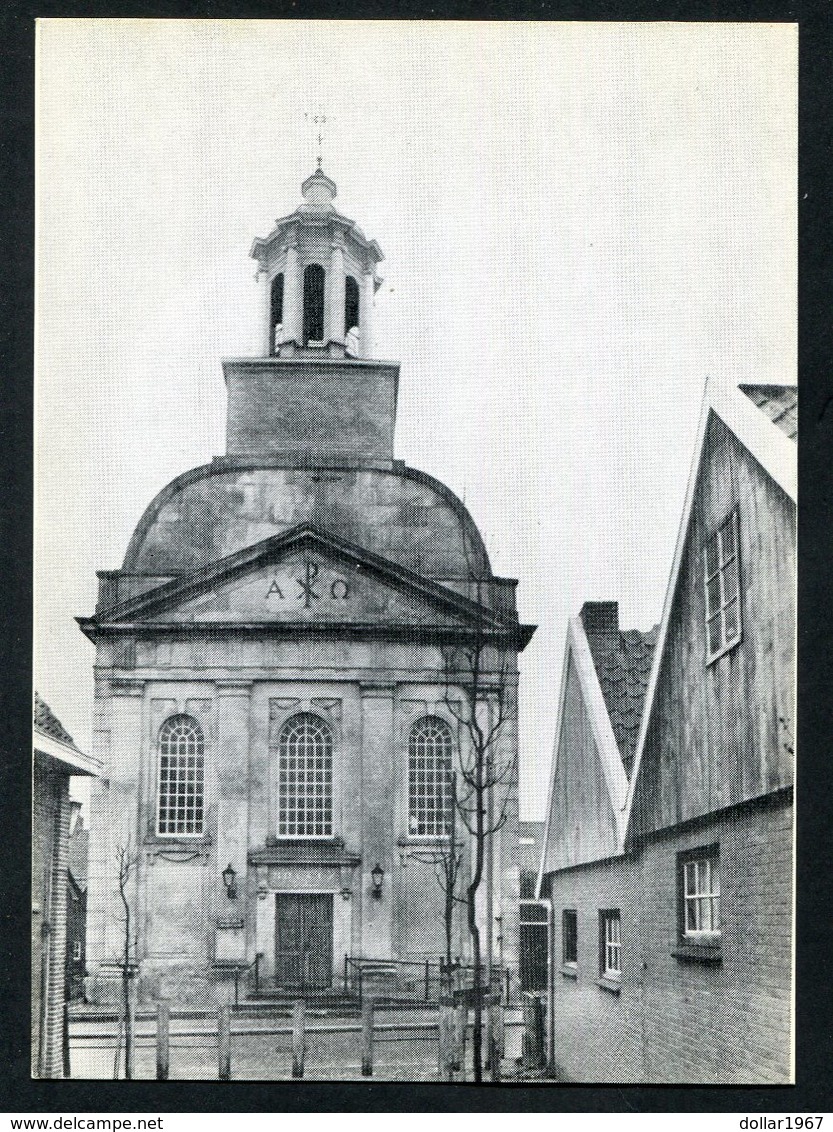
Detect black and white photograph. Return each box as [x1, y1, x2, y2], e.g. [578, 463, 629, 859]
[33, 19, 796, 1085]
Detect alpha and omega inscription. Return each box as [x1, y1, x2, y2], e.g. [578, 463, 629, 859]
[265, 560, 350, 607]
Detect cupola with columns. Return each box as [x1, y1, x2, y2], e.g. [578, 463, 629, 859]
[250, 168, 384, 360]
[222, 170, 399, 469]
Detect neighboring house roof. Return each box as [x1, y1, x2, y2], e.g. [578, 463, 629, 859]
[34, 692, 102, 778]
[583, 620, 658, 773]
[739, 384, 797, 441]
[34, 692, 77, 747]
[621, 381, 797, 839]
[536, 605, 657, 892]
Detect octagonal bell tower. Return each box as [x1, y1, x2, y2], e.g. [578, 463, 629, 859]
[224, 170, 397, 468]
[251, 168, 383, 360]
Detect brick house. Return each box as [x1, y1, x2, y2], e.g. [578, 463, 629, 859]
[538, 382, 796, 1083]
[80, 170, 534, 1006]
[33, 694, 101, 1077]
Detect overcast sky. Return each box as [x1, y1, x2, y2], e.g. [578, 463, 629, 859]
[35, 19, 796, 819]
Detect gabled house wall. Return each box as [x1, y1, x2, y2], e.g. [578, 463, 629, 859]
[628, 411, 795, 837]
[539, 384, 795, 1084]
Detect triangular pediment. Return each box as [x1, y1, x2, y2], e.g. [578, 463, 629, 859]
[88, 524, 513, 634]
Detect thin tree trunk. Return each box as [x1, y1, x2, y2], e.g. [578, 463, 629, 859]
[468, 758, 485, 1082]
[444, 774, 457, 985]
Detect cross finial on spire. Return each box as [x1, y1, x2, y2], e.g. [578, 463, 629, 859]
[305, 110, 327, 171]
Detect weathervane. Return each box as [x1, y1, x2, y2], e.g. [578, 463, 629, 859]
[305, 111, 328, 169]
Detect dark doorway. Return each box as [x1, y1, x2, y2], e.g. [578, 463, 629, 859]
[275, 893, 333, 988]
[519, 914, 548, 992]
[303, 263, 325, 344]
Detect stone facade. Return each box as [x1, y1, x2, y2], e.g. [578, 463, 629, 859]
[81, 172, 534, 1005]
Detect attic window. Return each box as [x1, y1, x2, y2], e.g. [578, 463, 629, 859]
[704, 509, 742, 663]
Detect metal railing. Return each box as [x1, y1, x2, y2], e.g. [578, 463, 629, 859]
[343, 955, 508, 1007]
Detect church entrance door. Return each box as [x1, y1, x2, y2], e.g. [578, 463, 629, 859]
[274, 893, 333, 988]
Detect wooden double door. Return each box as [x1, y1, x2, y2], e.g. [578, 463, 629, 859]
[275, 893, 333, 988]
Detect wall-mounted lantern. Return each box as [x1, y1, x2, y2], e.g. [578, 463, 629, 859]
[341, 888, 352, 901]
[371, 863, 384, 899]
[222, 863, 238, 900]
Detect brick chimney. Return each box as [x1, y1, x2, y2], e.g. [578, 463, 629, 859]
[580, 601, 619, 636]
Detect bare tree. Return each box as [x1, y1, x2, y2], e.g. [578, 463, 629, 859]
[114, 841, 139, 1079]
[408, 771, 466, 985]
[442, 622, 518, 1083]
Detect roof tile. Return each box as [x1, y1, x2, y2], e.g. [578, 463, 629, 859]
[739, 384, 797, 441]
[34, 691, 77, 748]
[584, 623, 658, 775]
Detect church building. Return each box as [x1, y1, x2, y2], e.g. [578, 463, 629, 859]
[80, 169, 534, 1004]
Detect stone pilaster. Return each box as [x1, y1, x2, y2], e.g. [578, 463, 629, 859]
[359, 683, 395, 956]
[328, 243, 345, 345]
[359, 271, 374, 358]
[258, 268, 272, 356]
[215, 682, 252, 963]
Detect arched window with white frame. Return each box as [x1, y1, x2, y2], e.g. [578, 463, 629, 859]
[276, 713, 333, 838]
[157, 714, 205, 836]
[408, 716, 453, 838]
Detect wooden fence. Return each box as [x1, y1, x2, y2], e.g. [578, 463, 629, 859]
[68, 997, 538, 1081]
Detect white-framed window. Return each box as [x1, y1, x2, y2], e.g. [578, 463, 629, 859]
[562, 909, 578, 967]
[157, 714, 205, 836]
[599, 910, 621, 980]
[680, 848, 721, 943]
[705, 509, 742, 662]
[276, 713, 333, 838]
[408, 716, 453, 838]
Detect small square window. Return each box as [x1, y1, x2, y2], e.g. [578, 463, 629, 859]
[704, 510, 742, 663]
[562, 909, 577, 966]
[599, 910, 621, 980]
[678, 846, 721, 945]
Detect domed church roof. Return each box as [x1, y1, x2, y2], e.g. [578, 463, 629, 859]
[122, 460, 492, 584]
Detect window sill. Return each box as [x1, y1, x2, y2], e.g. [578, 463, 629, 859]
[671, 943, 723, 964]
[560, 965, 578, 980]
[596, 977, 621, 995]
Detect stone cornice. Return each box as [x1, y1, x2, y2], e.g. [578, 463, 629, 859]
[78, 620, 536, 651]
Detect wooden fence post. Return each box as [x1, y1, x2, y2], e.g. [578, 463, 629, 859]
[156, 1001, 170, 1080]
[453, 966, 467, 1080]
[361, 997, 374, 1076]
[547, 899, 556, 1073]
[218, 1004, 231, 1080]
[292, 1000, 305, 1079]
[489, 1000, 504, 1082]
[438, 1001, 455, 1081]
[62, 1000, 71, 1079]
[125, 975, 136, 1081]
